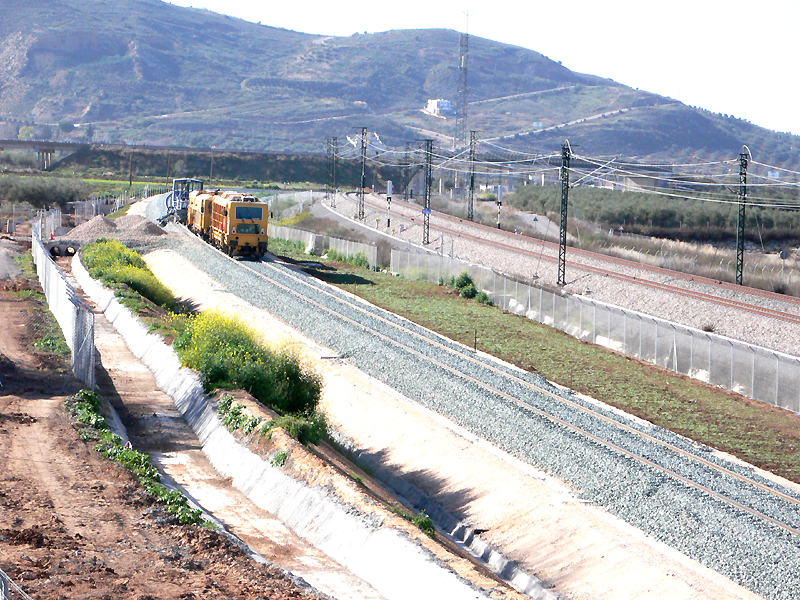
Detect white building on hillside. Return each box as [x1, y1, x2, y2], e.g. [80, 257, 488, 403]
[424, 99, 455, 116]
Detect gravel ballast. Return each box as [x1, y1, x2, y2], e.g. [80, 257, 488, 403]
[326, 193, 800, 359]
[141, 223, 800, 600]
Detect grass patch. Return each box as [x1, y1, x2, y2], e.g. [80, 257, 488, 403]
[12, 285, 71, 360]
[389, 506, 436, 538]
[82, 238, 177, 311]
[65, 390, 207, 526]
[13, 252, 37, 277]
[326, 248, 370, 269]
[301, 260, 800, 484]
[107, 204, 132, 219]
[259, 412, 327, 446]
[271, 448, 289, 467]
[269, 237, 307, 256]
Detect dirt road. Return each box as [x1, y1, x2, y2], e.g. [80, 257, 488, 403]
[0, 238, 323, 600]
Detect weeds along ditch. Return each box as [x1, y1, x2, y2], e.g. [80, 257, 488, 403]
[64, 389, 207, 525]
[80, 239, 325, 442]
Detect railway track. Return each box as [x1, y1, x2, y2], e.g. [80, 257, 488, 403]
[172, 224, 800, 542]
[355, 194, 800, 325]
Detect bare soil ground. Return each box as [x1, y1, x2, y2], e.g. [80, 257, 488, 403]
[0, 239, 322, 600]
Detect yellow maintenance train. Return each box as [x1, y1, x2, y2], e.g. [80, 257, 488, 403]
[186, 190, 269, 258]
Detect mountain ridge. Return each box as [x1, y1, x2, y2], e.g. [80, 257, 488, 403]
[1, 0, 797, 169]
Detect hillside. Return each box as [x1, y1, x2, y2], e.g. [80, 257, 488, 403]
[1, 0, 798, 168]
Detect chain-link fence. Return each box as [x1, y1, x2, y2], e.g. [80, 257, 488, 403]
[0, 565, 35, 600]
[391, 248, 800, 414]
[268, 223, 378, 269]
[31, 217, 95, 388]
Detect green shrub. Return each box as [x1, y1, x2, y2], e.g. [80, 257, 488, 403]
[270, 448, 289, 467]
[176, 311, 322, 416]
[412, 510, 436, 538]
[454, 271, 473, 290]
[260, 412, 327, 446]
[459, 284, 478, 299]
[475, 290, 493, 305]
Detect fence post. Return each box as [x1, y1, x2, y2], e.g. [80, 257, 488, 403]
[775, 353, 780, 407]
[539, 286, 543, 321]
[672, 324, 678, 372]
[592, 303, 597, 345]
[622, 309, 627, 353]
[655, 319, 659, 366]
[751, 347, 756, 399]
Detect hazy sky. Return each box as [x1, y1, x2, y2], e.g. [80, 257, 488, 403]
[167, 0, 800, 137]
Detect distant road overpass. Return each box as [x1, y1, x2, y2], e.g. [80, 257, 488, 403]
[0, 138, 321, 171]
[0, 139, 89, 169]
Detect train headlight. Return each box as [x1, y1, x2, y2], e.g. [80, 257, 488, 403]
[232, 226, 236, 234]
[261, 228, 265, 234]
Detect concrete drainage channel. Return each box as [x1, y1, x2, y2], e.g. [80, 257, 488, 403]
[73, 254, 556, 600]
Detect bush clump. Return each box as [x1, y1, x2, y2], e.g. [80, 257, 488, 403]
[175, 311, 322, 416]
[260, 413, 327, 446]
[453, 271, 474, 290]
[411, 510, 436, 538]
[475, 290, 493, 305]
[459, 283, 478, 299]
[82, 239, 176, 311]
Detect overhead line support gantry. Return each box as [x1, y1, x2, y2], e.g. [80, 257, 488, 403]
[735, 146, 750, 286]
[358, 127, 367, 220]
[557, 140, 571, 286]
[423, 139, 434, 245]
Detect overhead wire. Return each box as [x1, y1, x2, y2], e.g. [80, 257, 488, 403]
[329, 132, 800, 211]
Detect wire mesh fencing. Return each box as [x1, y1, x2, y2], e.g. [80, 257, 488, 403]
[31, 217, 95, 389]
[391, 248, 800, 414]
[0, 565, 34, 600]
[268, 223, 378, 269]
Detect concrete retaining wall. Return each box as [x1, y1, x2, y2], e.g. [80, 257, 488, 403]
[72, 253, 493, 600]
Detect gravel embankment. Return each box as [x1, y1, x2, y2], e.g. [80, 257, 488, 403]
[326, 193, 800, 358]
[149, 225, 800, 600]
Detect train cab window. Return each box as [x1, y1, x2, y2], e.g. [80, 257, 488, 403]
[235, 206, 263, 220]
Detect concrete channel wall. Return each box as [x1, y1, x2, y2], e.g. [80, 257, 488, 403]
[71, 253, 505, 600]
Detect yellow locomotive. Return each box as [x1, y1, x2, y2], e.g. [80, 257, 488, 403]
[186, 190, 269, 258]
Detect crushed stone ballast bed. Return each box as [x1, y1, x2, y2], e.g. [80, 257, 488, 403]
[71, 253, 530, 600]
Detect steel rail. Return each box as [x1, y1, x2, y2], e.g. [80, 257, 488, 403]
[366, 193, 800, 308]
[258, 255, 800, 509]
[355, 194, 800, 325]
[181, 226, 800, 537]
